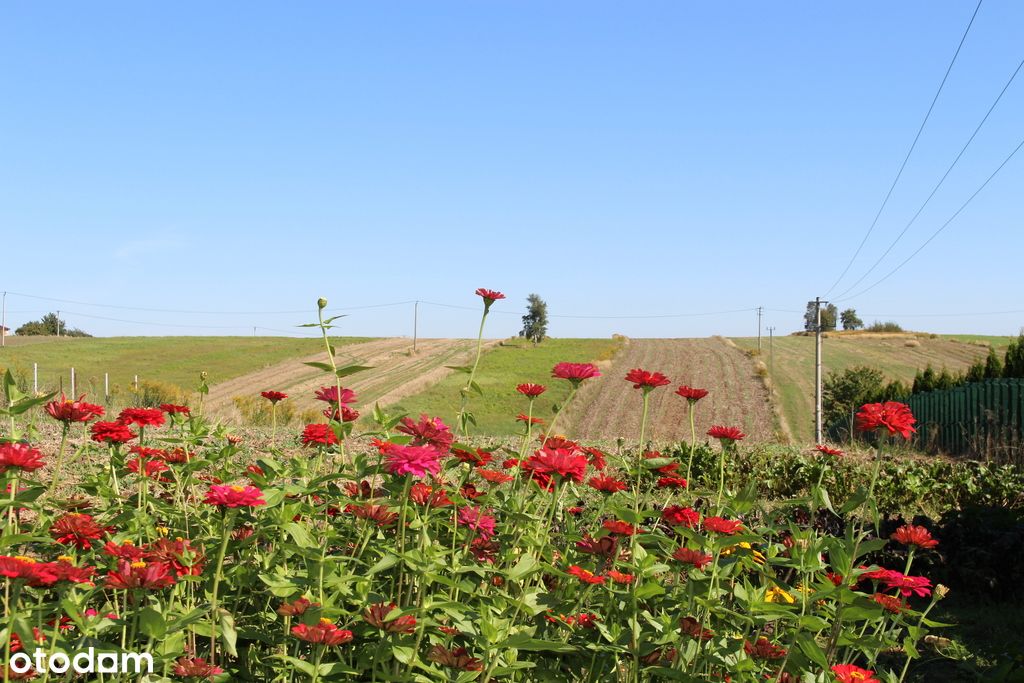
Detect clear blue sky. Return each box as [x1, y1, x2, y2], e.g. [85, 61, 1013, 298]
[2, 2, 1022, 339]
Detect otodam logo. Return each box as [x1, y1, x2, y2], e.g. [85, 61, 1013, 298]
[10, 648, 154, 676]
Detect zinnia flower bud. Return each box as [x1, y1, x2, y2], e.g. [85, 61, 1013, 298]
[318, 297, 328, 309]
[935, 584, 949, 600]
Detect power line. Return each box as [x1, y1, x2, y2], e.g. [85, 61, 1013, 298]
[834, 134, 1024, 303]
[833, 54, 1024, 300]
[823, 0, 983, 297]
[419, 301, 758, 320]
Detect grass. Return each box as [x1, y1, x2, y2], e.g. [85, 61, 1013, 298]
[732, 333, 1014, 443]
[0, 335, 372, 396]
[389, 337, 624, 435]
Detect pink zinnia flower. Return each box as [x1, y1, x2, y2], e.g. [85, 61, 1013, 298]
[456, 506, 497, 540]
[384, 445, 443, 478]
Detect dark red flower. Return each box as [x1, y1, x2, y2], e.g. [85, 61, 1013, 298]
[49, 558, 95, 585]
[582, 446, 607, 471]
[587, 475, 628, 493]
[103, 541, 147, 562]
[702, 517, 743, 535]
[104, 560, 176, 590]
[607, 570, 634, 584]
[707, 425, 745, 442]
[567, 565, 606, 585]
[45, 394, 104, 423]
[203, 484, 266, 508]
[427, 645, 484, 671]
[515, 413, 544, 425]
[0, 443, 45, 474]
[50, 513, 109, 550]
[662, 506, 699, 528]
[301, 423, 338, 447]
[478, 469, 513, 485]
[516, 383, 546, 397]
[260, 390, 288, 404]
[172, 657, 224, 679]
[815, 444, 844, 457]
[551, 362, 601, 384]
[314, 385, 356, 406]
[292, 619, 354, 646]
[159, 404, 190, 416]
[625, 368, 670, 390]
[475, 288, 505, 304]
[117, 407, 166, 428]
[679, 616, 713, 640]
[671, 547, 713, 569]
[90, 421, 137, 444]
[871, 593, 908, 614]
[453, 447, 493, 468]
[602, 520, 642, 536]
[854, 401, 916, 439]
[346, 503, 399, 526]
[576, 534, 619, 558]
[364, 602, 416, 634]
[162, 447, 194, 464]
[146, 538, 205, 578]
[0, 556, 58, 586]
[891, 524, 938, 550]
[657, 476, 689, 489]
[409, 483, 453, 507]
[744, 637, 787, 660]
[126, 457, 170, 479]
[675, 386, 709, 403]
[396, 414, 454, 452]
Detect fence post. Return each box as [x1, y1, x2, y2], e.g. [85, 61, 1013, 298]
[70, 367, 76, 397]
[33, 363, 38, 395]
[104, 373, 109, 404]
[134, 375, 139, 391]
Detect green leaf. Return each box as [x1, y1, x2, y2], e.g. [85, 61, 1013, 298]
[368, 554, 401, 576]
[335, 365, 372, 378]
[219, 610, 238, 658]
[9, 392, 57, 416]
[797, 632, 829, 668]
[284, 522, 317, 549]
[840, 487, 869, 515]
[503, 634, 576, 653]
[139, 606, 166, 639]
[303, 362, 335, 372]
[506, 555, 540, 582]
[445, 365, 474, 374]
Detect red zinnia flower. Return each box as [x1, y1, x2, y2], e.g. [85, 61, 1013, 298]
[475, 288, 505, 304]
[364, 602, 417, 634]
[515, 413, 544, 425]
[172, 657, 224, 679]
[831, 664, 880, 683]
[49, 558, 95, 585]
[522, 447, 588, 489]
[0, 443, 45, 474]
[323, 405, 360, 422]
[707, 425, 745, 442]
[582, 446, 607, 471]
[576, 534, 619, 558]
[880, 571, 932, 598]
[854, 401, 916, 439]
[478, 469, 513, 485]
[396, 414, 454, 452]
[117, 407, 166, 428]
[602, 520, 642, 536]
[551, 362, 601, 384]
[90, 421, 137, 444]
[427, 645, 484, 671]
[662, 506, 699, 528]
[624, 368, 670, 390]
[607, 570, 634, 584]
[516, 383, 546, 397]
[815, 444, 844, 457]
[126, 457, 170, 479]
[643, 451, 678, 474]
[679, 616, 713, 640]
[159, 403, 190, 416]
[675, 386, 709, 403]
[671, 547, 713, 569]
[346, 503, 398, 526]
[587, 475, 628, 494]
[103, 541, 147, 562]
[292, 619, 354, 646]
[657, 476, 689, 489]
[314, 385, 356, 406]
[203, 484, 266, 508]
[702, 516, 743, 535]
[409, 483, 453, 507]
[385, 444, 443, 478]
[891, 524, 938, 549]
[871, 593, 908, 614]
[45, 394, 104, 423]
[261, 390, 288, 403]
[50, 513, 109, 550]
[146, 538, 205, 578]
[453, 447, 493, 468]
[104, 560, 176, 590]
[567, 565, 606, 585]
[0, 556, 58, 586]
[301, 423, 338, 447]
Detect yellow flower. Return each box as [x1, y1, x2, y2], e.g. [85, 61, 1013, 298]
[156, 526, 170, 537]
[720, 542, 766, 565]
[765, 586, 795, 604]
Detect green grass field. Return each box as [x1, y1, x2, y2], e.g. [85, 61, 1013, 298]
[732, 333, 1014, 443]
[390, 337, 624, 435]
[0, 335, 371, 396]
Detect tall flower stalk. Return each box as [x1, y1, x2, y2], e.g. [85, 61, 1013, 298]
[457, 289, 504, 436]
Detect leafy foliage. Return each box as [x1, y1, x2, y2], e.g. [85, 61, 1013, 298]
[520, 293, 549, 344]
[15, 312, 91, 337]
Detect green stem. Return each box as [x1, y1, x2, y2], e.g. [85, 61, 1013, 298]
[210, 511, 235, 666]
[458, 308, 490, 437]
[684, 404, 697, 484]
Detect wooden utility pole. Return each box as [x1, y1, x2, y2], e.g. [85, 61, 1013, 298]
[413, 301, 419, 353]
[56, 310, 61, 338]
[757, 306, 763, 352]
[768, 326, 775, 387]
[1, 291, 6, 347]
[813, 297, 827, 444]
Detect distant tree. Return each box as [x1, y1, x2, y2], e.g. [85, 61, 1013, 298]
[984, 347, 1004, 379]
[913, 364, 937, 393]
[823, 365, 884, 428]
[1003, 333, 1024, 378]
[840, 308, 863, 331]
[803, 302, 817, 332]
[867, 321, 904, 333]
[964, 359, 986, 383]
[935, 367, 956, 391]
[520, 294, 548, 344]
[821, 304, 838, 332]
[15, 312, 91, 337]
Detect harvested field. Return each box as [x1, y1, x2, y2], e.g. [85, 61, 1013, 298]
[568, 337, 775, 443]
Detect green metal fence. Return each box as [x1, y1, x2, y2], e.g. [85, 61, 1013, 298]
[906, 379, 1024, 463]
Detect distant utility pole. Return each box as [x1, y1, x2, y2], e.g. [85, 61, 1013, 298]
[56, 310, 61, 338]
[2, 291, 6, 347]
[413, 301, 419, 353]
[253, 326, 257, 337]
[767, 326, 775, 387]
[811, 296, 828, 444]
[756, 306, 763, 352]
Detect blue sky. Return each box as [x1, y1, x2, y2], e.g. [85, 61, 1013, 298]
[1, 2, 1022, 339]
